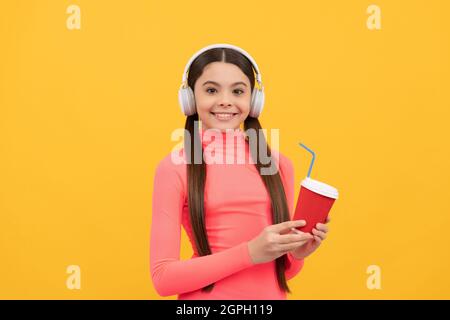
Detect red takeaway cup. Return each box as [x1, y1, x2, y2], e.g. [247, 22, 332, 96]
[293, 177, 339, 234]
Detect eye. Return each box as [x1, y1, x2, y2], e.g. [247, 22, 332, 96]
[206, 87, 217, 94]
[233, 89, 244, 95]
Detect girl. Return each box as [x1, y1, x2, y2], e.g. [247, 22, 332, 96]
[150, 44, 330, 300]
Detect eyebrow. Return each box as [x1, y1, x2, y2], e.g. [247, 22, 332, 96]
[202, 81, 247, 87]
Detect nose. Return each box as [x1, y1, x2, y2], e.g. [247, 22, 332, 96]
[218, 93, 233, 107]
[219, 101, 232, 107]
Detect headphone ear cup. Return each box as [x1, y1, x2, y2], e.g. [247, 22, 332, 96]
[178, 86, 196, 116]
[250, 89, 265, 118]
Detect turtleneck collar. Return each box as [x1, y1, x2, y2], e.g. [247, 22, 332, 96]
[197, 127, 249, 164]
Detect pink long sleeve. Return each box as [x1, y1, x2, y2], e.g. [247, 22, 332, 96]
[150, 154, 255, 297]
[150, 129, 305, 299]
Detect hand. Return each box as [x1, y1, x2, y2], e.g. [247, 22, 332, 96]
[247, 220, 314, 264]
[289, 216, 331, 260]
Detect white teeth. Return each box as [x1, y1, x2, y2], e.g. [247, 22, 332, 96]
[212, 113, 237, 121]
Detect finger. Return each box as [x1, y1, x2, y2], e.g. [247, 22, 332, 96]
[316, 223, 329, 233]
[291, 228, 315, 238]
[326, 216, 331, 223]
[313, 235, 322, 244]
[278, 240, 310, 252]
[312, 228, 327, 240]
[290, 227, 309, 235]
[270, 220, 306, 234]
[276, 232, 313, 244]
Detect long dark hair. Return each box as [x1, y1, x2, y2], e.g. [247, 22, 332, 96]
[184, 47, 292, 293]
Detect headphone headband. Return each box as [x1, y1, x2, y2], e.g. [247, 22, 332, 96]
[181, 43, 262, 85]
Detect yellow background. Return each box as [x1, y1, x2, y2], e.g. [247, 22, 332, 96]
[1, 0, 449, 299]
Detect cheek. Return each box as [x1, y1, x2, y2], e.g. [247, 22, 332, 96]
[196, 106, 214, 118]
[194, 93, 213, 112]
[237, 99, 251, 116]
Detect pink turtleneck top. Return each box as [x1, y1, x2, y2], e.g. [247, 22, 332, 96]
[150, 128, 305, 299]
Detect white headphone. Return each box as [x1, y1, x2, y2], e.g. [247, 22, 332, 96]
[178, 43, 265, 118]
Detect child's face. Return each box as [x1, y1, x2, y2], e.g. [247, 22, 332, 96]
[193, 62, 252, 132]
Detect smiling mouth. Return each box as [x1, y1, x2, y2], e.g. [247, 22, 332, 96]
[210, 112, 239, 121]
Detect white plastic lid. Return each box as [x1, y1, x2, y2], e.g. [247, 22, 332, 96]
[301, 177, 339, 199]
